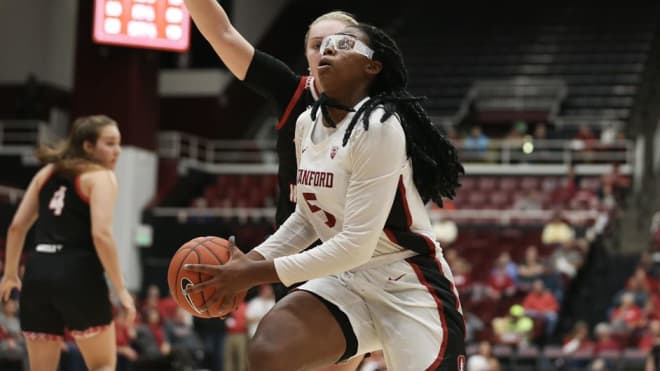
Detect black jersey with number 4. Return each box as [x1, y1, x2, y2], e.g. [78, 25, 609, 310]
[243, 50, 319, 226]
[20, 170, 112, 336]
[35, 172, 95, 250]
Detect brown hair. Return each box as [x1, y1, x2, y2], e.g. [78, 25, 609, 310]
[304, 11, 358, 47]
[36, 115, 118, 175]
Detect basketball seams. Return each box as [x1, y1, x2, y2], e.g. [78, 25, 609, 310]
[204, 236, 231, 250]
[171, 238, 209, 316]
[199, 240, 229, 264]
[191, 249, 208, 311]
[172, 246, 197, 309]
[169, 236, 234, 319]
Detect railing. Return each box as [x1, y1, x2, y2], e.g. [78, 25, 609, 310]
[158, 131, 277, 164]
[158, 131, 635, 173]
[460, 138, 634, 165]
[0, 120, 60, 166]
[149, 206, 607, 228]
[0, 120, 46, 154]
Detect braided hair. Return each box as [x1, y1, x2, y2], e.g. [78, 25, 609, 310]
[341, 23, 464, 206]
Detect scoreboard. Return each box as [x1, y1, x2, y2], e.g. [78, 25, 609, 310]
[93, 0, 191, 52]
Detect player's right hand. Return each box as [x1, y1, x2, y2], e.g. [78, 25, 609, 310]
[0, 275, 21, 302]
[118, 289, 137, 324]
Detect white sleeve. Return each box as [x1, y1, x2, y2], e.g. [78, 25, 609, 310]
[274, 111, 407, 286]
[294, 110, 311, 168]
[251, 204, 318, 260]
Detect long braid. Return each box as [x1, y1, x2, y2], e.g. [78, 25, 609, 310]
[342, 24, 464, 205]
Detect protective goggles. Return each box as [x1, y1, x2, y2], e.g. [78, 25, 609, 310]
[320, 34, 374, 60]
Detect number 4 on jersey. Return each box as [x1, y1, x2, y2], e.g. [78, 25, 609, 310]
[49, 186, 67, 216]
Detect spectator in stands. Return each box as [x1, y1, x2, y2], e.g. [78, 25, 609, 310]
[446, 126, 462, 143]
[464, 311, 485, 344]
[639, 319, 660, 352]
[115, 305, 138, 371]
[188, 196, 215, 224]
[610, 292, 643, 333]
[496, 252, 518, 282]
[142, 284, 178, 321]
[506, 121, 528, 143]
[467, 340, 500, 371]
[487, 259, 516, 300]
[136, 307, 171, 360]
[463, 126, 490, 158]
[517, 246, 546, 291]
[522, 279, 559, 336]
[224, 301, 248, 371]
[575, 125, 596, 142]
[533, 122, 549, 141]
[598, 184, 618, 211]
[651, 211, 660, 237]
[542, 211, 575, 245]
[492, 304, 534, 345]
[165, 307, 204, 370]
[646, 338, 660, 371]
[593, 322, 622, 354]
[512, 190, 543, 210]
[552, 165, 579, 205]
[445, 248, 460, 268]
[562, 321, 594, 354]
[432, 217, 458, 246]
[549, 241, 584, 279]
[0, 298, 25, 365]
[59, 332, 87, 371]
[193, 316, 226, 371]
[246, 285, 276, 338]
[570, 188, 599, 210]
[600, 123, 620, 145]
[588, 357, 610, 371]
[452, 258, 474, 299]
[574, 125, 597, 154]
[601, 164, 630, 204]
[625, 267, 652, 307]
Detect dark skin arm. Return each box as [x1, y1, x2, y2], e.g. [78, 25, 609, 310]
[184, 236, 280, 314]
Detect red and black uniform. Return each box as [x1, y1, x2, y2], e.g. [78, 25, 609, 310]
[20, 171, 112, 340]
[242, 50, 319, 226]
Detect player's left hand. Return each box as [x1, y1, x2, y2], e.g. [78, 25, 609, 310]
[184, 236, 252, 315]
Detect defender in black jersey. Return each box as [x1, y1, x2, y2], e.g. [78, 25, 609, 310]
[0, 115, 136, 371]
[183, 1, 355, 226]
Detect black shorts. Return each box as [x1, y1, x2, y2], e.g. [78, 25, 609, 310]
[19, 254, 112, 339]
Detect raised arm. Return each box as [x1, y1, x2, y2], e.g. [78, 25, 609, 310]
[183, 0, 255, 80]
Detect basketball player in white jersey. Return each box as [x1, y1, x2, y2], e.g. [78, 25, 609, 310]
[186, 23, 466, 370]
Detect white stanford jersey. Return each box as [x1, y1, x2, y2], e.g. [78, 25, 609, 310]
[254, 97, 441, 286]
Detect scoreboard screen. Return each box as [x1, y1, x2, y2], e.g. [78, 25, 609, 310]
[93, 0, 191, 52]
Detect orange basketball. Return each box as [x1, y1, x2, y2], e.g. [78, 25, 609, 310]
[167, 236, 245, 318]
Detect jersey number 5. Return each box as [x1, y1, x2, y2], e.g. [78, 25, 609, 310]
[49, 186, 67, 216]
[302, 192, 336, 228]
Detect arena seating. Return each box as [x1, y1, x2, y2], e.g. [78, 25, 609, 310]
[397, 7, 656, 130]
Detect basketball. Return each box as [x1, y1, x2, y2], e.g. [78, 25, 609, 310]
[167, 236, 244, 318]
